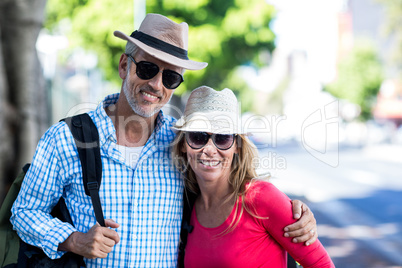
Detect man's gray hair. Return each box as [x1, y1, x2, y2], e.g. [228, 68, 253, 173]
[125, 42, 139, 70]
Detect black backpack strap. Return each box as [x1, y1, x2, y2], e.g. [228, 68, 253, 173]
[178, 189, 197, 268]
[287, 254, 297, 268]
[63, 113, 105, 227]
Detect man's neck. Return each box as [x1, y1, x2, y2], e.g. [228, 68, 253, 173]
[106, 99, 158, 147]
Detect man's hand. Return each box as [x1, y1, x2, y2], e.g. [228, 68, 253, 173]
[59, 219, 120, 259]
[284, 200, 317, 246]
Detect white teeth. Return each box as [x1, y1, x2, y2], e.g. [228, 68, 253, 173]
[200, 160, 219, 167]
[142, 92, 158, 99]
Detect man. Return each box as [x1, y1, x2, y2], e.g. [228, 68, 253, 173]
[11, 14, 317, 267]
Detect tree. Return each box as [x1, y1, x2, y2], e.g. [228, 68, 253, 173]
[324, 40, 384, 120]
[0, 0, 48, 204]
[0, 0, 276, 203]
[44, 0, 276, 101]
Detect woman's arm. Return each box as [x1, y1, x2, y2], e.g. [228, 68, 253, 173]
[250, 181, 335, 268]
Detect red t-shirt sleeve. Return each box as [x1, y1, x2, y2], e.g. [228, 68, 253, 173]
[246, 180, 335, 268]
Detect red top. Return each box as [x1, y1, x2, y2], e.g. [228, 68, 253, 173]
[184, 181, 335, 268]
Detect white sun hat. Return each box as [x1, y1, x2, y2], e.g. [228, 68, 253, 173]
[172, 86, 246, 134]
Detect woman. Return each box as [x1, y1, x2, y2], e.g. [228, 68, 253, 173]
[172, 86, 334, 267]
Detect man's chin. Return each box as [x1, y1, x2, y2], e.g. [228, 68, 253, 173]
[132, 106, 161, 118]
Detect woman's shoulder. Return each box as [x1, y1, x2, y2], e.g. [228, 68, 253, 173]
[245, 179, 279, 198]
[244, 179, 291, 211]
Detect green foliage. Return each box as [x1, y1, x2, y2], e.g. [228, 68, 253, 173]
[44, 0, 276, 111]
[45, 0, 135, 86]
[149, 0, 277, 99]
[324, 40, 384, 120]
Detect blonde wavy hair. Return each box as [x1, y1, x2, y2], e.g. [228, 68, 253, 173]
[172, 132, 266, 234]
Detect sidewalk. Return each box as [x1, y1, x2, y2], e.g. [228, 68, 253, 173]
[265, 143, 402, 267]
[308, 198, 402, 267]
[362, 144, 402, 164]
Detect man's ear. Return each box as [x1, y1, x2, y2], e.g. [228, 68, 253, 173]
[118, 53, 128, 79]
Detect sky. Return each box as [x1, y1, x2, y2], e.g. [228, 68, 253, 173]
[268, 0, 346, 84]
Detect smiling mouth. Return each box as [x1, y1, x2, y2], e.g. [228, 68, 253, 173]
[198, 160, 220, 167]
[141, 91, 160, 101]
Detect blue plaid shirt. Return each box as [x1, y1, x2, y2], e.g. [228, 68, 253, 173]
[11, 93, 184, 267]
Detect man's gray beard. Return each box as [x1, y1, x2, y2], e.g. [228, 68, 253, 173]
[123, 74, 167, 118]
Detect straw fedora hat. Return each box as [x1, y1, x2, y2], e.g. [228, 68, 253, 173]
[114, 13, 207, 70]
[172, 86, 246, 134]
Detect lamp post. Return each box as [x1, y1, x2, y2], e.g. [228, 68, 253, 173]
[134, 0, 146, 28]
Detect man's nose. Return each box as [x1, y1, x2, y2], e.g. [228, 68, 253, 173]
[148, 71, 164, 90]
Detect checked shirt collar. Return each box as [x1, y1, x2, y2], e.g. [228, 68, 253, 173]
[92, 93, 171, 162]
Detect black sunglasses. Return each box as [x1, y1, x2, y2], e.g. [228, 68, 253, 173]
[126, 54, 184, 89]
[185, 132, 236, 151]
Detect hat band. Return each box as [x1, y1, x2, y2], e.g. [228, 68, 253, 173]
[130, 31, 189, 60]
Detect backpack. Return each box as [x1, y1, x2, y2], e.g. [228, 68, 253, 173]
[0, 113, 104, 268]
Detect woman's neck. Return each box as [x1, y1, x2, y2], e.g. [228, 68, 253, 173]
[195, 181, 236, 228]
[197, 179, 235, 211]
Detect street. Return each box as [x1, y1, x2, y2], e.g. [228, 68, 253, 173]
[257, 143, 402, 268]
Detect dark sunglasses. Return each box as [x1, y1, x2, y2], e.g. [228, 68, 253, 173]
[126, 54, 184, 89]
[185, 132, 236, 151]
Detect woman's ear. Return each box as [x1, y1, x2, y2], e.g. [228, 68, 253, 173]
[181, 142, 187, 153]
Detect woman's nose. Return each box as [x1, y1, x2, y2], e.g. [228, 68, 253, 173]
[201, 138, 217, 155]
